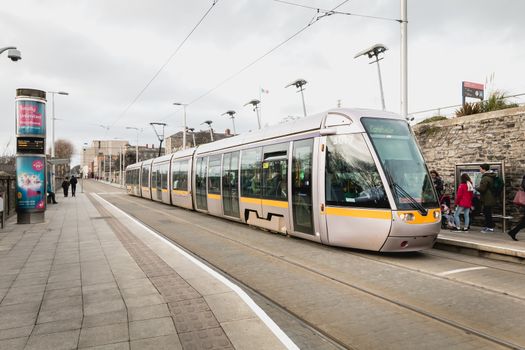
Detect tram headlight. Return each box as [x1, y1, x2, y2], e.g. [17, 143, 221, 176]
[398, 212, 415, 222]
[433, 210, 441, 219]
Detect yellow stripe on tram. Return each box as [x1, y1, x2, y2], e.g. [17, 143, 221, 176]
[172, 190, 189, 196]
[161, 189, 168, 193]
[325, 207, 392, 220]
[240, 197, 288, 208]
[207, 194, 221, 200]
[142, 187, 149, 192]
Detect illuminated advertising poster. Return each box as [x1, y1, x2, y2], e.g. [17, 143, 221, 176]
[16, 99, 46, 136]
[16, 156, 46, 212]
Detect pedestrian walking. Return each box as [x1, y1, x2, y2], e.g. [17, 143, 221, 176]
[430, 170, 444, 199]
[452, 173, 474, 232]
[70, 175, 78, 197]
[507, 175, 525, 241]
[61, 178, 70, 197]
[477, 163, 496, 233]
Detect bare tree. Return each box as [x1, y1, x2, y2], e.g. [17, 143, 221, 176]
[54, 139, 75, 161]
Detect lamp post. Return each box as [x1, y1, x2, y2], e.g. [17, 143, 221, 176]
[201, 121, 214, 141]
[125, 126, 142, 163]
[354, 44, 388, 111]
[221, 110, 236, 135]
[285, 79, 308, 117]
[0, 46, 22, 62]
[150, 122, 167, 157]
[81, 142, 87, 193]
[400, 0, 408, 119]
[48, 91, 69, 191]
[187, 127, 196, 147]
[173, 102, 188, 150]
[243, 100, 262, 130]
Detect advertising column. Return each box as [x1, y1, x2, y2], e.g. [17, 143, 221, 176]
[15, 88, 47, 224]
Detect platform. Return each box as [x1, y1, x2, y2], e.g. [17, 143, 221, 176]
[0, 191, 296, 350]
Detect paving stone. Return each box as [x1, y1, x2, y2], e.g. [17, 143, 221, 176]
[0, 325, 33, 341]
[42, 295, 82, 309]
[221, 318, 286, 350]
[82, 310, 128, 328]
[78, 320, 129, 348]
[0, 311, 37, 330]
[172, 309, 220, 334]
[129, 317, 176, 340]
[43, 286, 81, 300]
[130, 334, 182, 350]
[120, 284, 158, 299]
[178, 327, 233, 350]
[205, 292, 254, 322]
[79, 342, 130, 350]
[25, 329, 80, 350]
[128, 303, 170, 322]
[46, 279, 81, 291]
[81, 282, 118, 293]
[33, 317, 82, 335]
[37, 304, 83, 324]
[0, 336, 27, 350]
[123, 294, 165, 308]
[83, 299, 126, 316]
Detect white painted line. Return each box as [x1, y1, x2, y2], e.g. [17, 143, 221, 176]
[437, 266, 487, 276]
[92, 193, 299, 350]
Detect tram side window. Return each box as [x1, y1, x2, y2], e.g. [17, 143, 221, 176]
[173, 160, 189, 191]
[160, 163, 168, 190]
[262, 143, 288, 200]
[141, 167, 149, 187]
[325, 134, 389, 208]
[151, 166, 159, 189]
[241, 148, 262, 198]
[208, 155, 221, 195]
[171, 161, 180, 190]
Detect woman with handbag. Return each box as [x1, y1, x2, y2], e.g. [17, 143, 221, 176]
[508, 175, 525, 241]
[452, 173, 474, 232]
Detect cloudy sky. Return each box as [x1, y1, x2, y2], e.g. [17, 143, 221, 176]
[1, 0, 524, 165]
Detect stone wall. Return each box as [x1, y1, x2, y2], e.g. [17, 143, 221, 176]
[413, 106, 525, 220]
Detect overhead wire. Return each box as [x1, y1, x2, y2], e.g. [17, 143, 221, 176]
[108, 0, 221, 129]
[273, 0, 402, 23]
[186, 0, 351, 107]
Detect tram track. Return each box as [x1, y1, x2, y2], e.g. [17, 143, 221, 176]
[91, 186, 525, 349]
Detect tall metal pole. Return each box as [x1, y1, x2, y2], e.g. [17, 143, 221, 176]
[51, 93, 55, 191]
[299, 86, 307, 117]
[401, 0, 408, 119]
[136, 133, 139, 162]
[183, 105, 187, 150]
[255, 105, 261, 129]
[375, 57, 386, 111]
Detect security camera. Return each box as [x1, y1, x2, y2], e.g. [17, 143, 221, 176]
[7, 49, 21, 62]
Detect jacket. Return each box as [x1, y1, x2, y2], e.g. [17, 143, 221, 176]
[455, 182, 473, 208]
[478, 172, 497, 207]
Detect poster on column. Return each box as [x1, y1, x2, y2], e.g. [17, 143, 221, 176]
[16, 156, 46, 212]
[16, 99, 46, 137]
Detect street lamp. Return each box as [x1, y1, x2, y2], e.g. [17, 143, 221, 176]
[187, 127, 196, 147]
[173, 102, 188, 150]
[221, 110, 236, 135]
[243, 99, 262, 130]
[285, 79, 308, 117]
[354, 44, 388, 111]
[150, 122, 167, 157]
[125, 126, 142, 163]
[48, 90, 69, 191]
[81, 142, 87, 193]
[201, 120, 214, 141]
[0, 46, 22, 62]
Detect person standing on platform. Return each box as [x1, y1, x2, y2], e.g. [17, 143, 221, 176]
[61, 178, 70, 197]
[70, 175, 78, 197]
[47, 180, 57, 204]
[477, 163, 496, 233]
[507, 175, 525, 241]
[452, 173, 474, 232]
[430, 170, 444, 200]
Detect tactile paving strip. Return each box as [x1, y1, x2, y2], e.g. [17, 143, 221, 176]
[92, 201, 234, 349]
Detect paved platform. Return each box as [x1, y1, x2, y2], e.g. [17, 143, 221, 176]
[437, 226, 525, 263]
[0, 192, 296, 350]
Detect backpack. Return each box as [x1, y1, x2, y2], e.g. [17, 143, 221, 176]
[492, 176, 504, 197]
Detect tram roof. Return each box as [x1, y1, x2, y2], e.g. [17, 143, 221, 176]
[194, 108, 400, 155]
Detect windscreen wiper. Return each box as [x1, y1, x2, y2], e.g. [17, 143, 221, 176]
[382, 166, 428, 216]
[392, 182, 428, 216]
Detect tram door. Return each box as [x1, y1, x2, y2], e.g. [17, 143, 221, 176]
[291, 139, 314, 235]
[222, 151, 240, 218]
[195, 157, 208, 211]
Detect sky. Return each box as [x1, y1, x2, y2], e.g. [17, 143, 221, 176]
[1, 0, 524, 166]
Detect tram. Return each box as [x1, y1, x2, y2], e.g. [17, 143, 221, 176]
[125, 108, 441, 252]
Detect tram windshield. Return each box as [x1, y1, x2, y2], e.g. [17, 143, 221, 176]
[362, 118, 439, 210]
